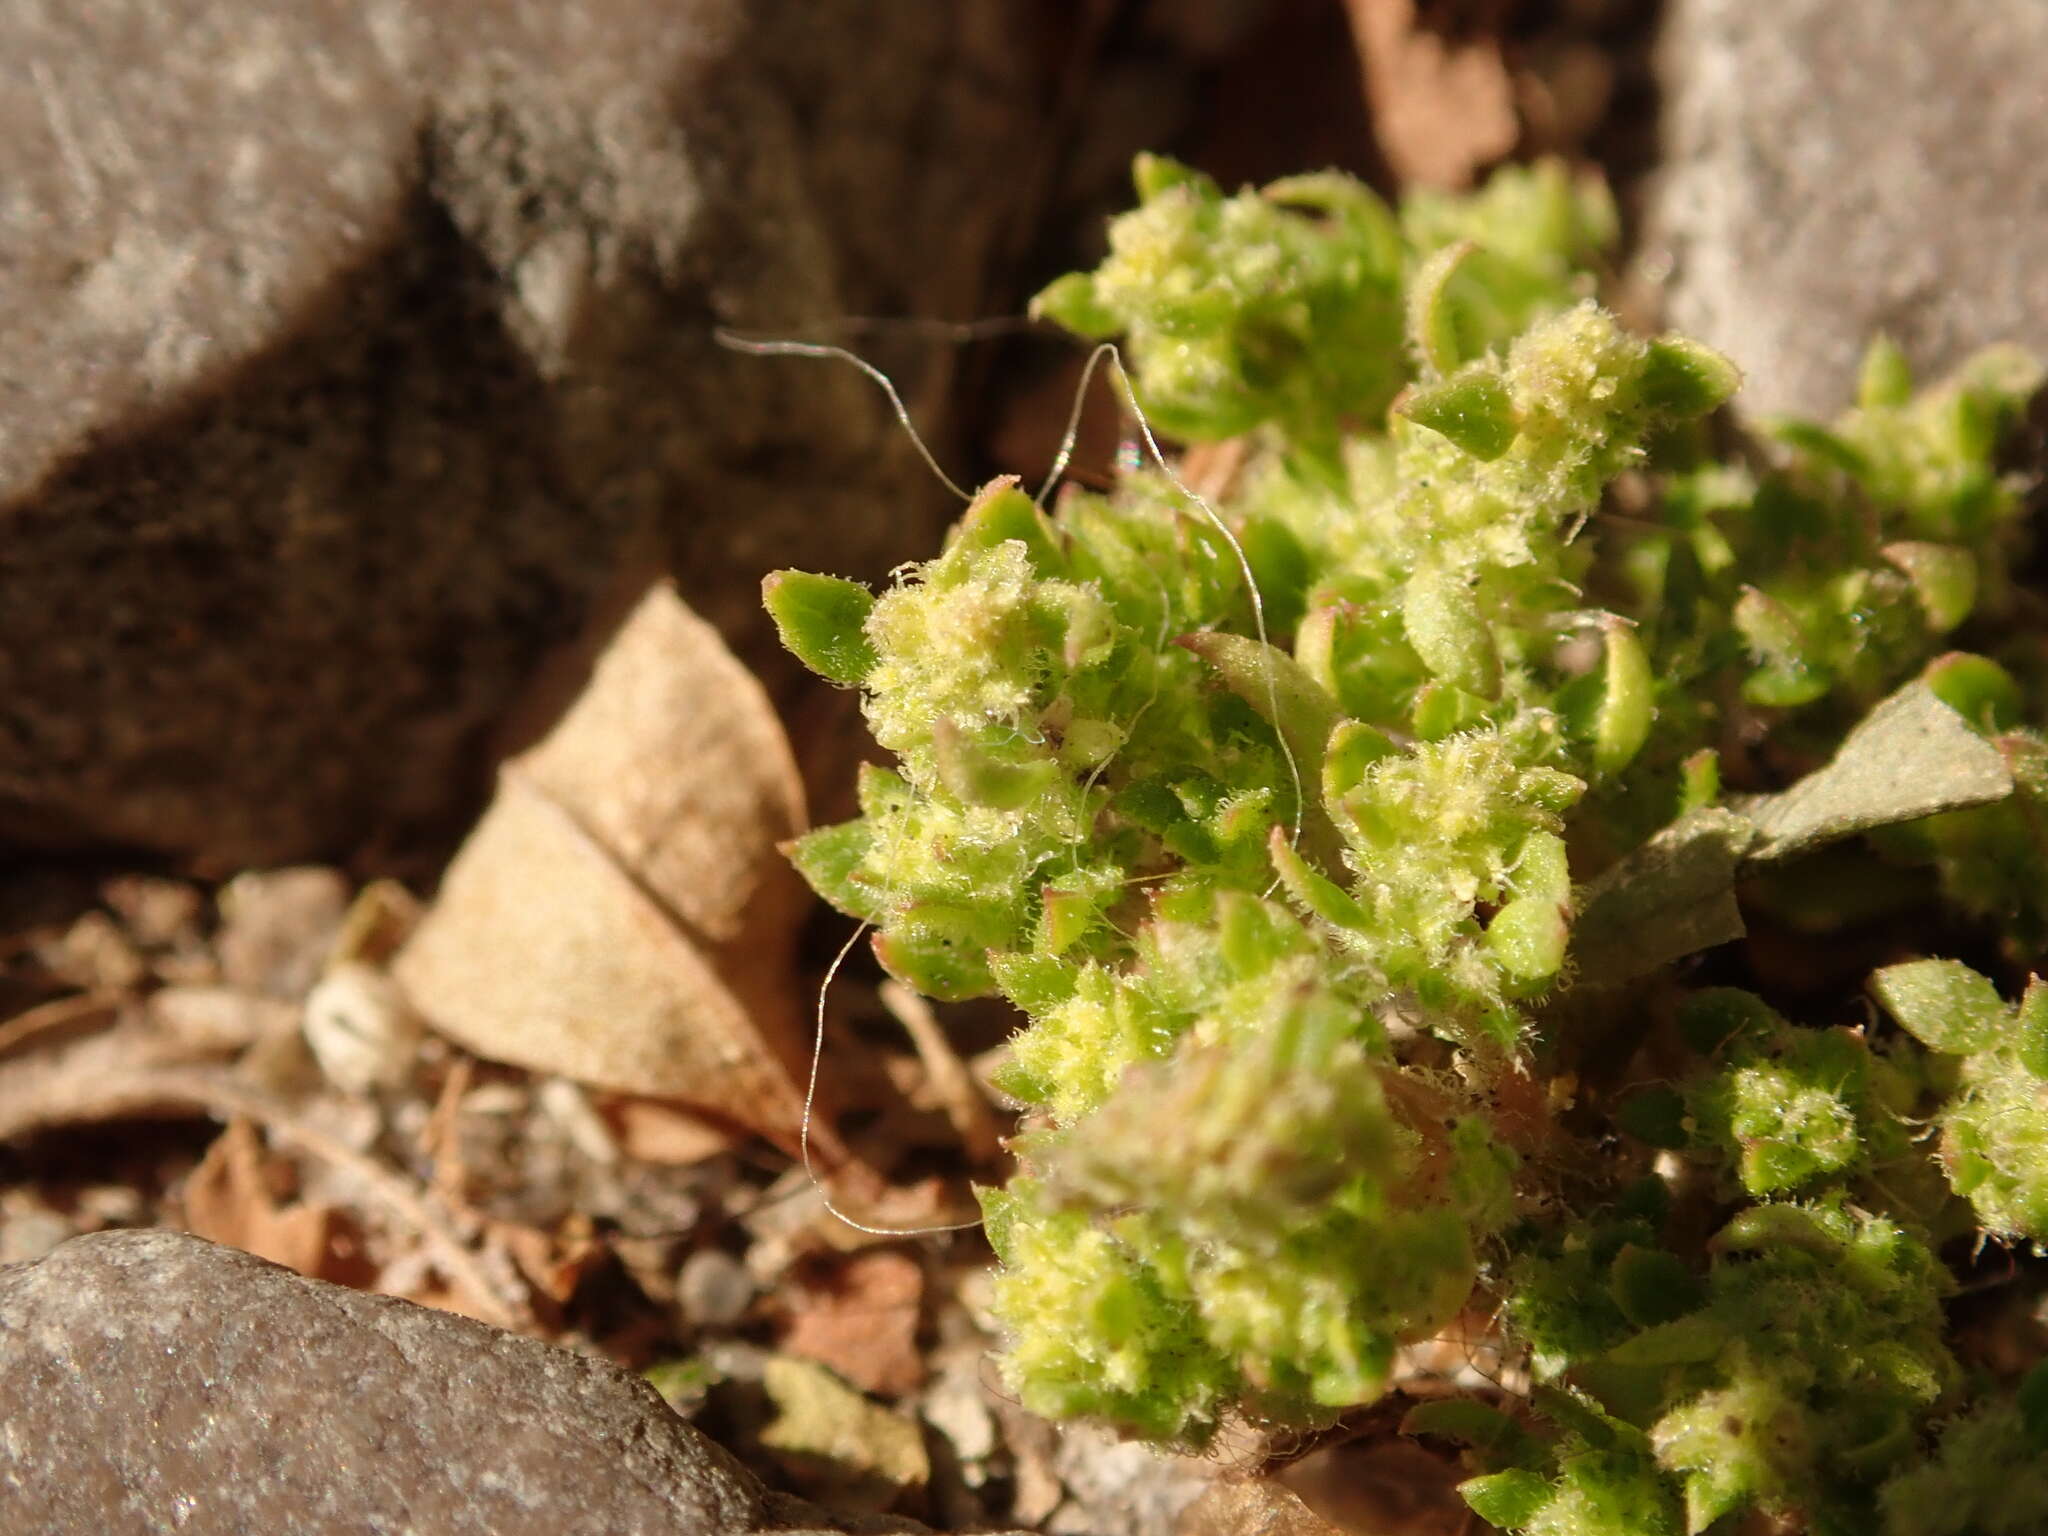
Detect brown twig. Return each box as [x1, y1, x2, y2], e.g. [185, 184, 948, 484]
[878, 979, 1006, 1168]
[0, 992, 121, 1060]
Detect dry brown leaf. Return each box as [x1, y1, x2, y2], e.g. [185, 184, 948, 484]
[492, 1218, 605, 1309]
[215, 866, 350, 997]
[394, 582, 827, 1160]
[1177, 1479, 1349, 1536]
[1345, 0, 1518, 188]
[780, 1248, 927, 1398]
[600, 1093, 741, 1166]
[180, 1117, 343, 1279]
[1275, 1435, 1471, 1536]
[0, 993, 265, 1141]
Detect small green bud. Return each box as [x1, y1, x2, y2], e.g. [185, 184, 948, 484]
[1399, 367, 1520, 460]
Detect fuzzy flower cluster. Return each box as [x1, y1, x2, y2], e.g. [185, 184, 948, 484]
[765, 155, 2048, 1530]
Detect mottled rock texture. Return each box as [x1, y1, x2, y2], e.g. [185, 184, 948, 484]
[0, 1230, 986, 1535]
[1652, 0, 2048, 419]
[0, 0, 1045, 865]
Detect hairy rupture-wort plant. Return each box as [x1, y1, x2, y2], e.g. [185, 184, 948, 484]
[765, 154, 2048, 1535]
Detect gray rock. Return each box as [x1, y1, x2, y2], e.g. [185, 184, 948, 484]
[1652, 0, 2048, 419]
[0, 1229, 976, 1534]
[0, 0, 1044, 866]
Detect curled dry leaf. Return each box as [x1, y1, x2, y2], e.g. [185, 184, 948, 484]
[394, 582, 827, 1159]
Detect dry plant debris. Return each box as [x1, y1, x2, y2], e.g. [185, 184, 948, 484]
[394, 581, 821, 1153]
[1344, 0, 1519, 187]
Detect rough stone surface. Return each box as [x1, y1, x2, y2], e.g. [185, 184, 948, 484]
[0, 1230, 978, 1535]
[1652, 0, 2048, 419]
[0, 0, 1044, 866]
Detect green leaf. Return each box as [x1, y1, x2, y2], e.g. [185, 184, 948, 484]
[2020, 1360, 2048, 1446]
[1615, 1087, 1690, 1150]
[1881, 541, 1978, 633]
[1857, 333, 1914, 410]
[1269, 826, 1369, 932]
[1399, 368, 1519, 460]
[1029, 271, 1119, 338]
[1606, 1312, 1727, 1367]
[1733, 586, 1827, 707]
[1485, 891, 1569, 983]
[1638, 335, 1741, 418]
[1322, 720, 1401, 802]
[1407, 240, 1478, 375]
[1609, 1246, 1703, 1326]
[2019, 979, 2048, 1079]
[945, 478, 1065, 575]
[1178, 630, 1348, 869]
[1176, 631, 1340, 777]
[1404, 564, 1502, 700]
[1765, 417, 1873, 478]
[1738, 682, 2015, 861]
[1676, 988, 1781, 1054]
[1682, 1469, 1748, 1536]
[1869, 958, 2008, 1054]
[1530, 1385, 1651, 1452]
[1411, 680, 1489, 739]
[988, 951, 1080, 1013]
[932, 718, 1061, 810]
[1677, 749, 1720, 816]
[785, 820, 882, 921]
[1131, 150, 1214, 201]
[1459, 1470, 1551, 1530]
[872, 903, 1007, 1000]
[1593, 620, 1655, 776]
[1921, 652, 2022, 733]
[762, 570, 877, 685]
[1402, 1399, 1539, 1463]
